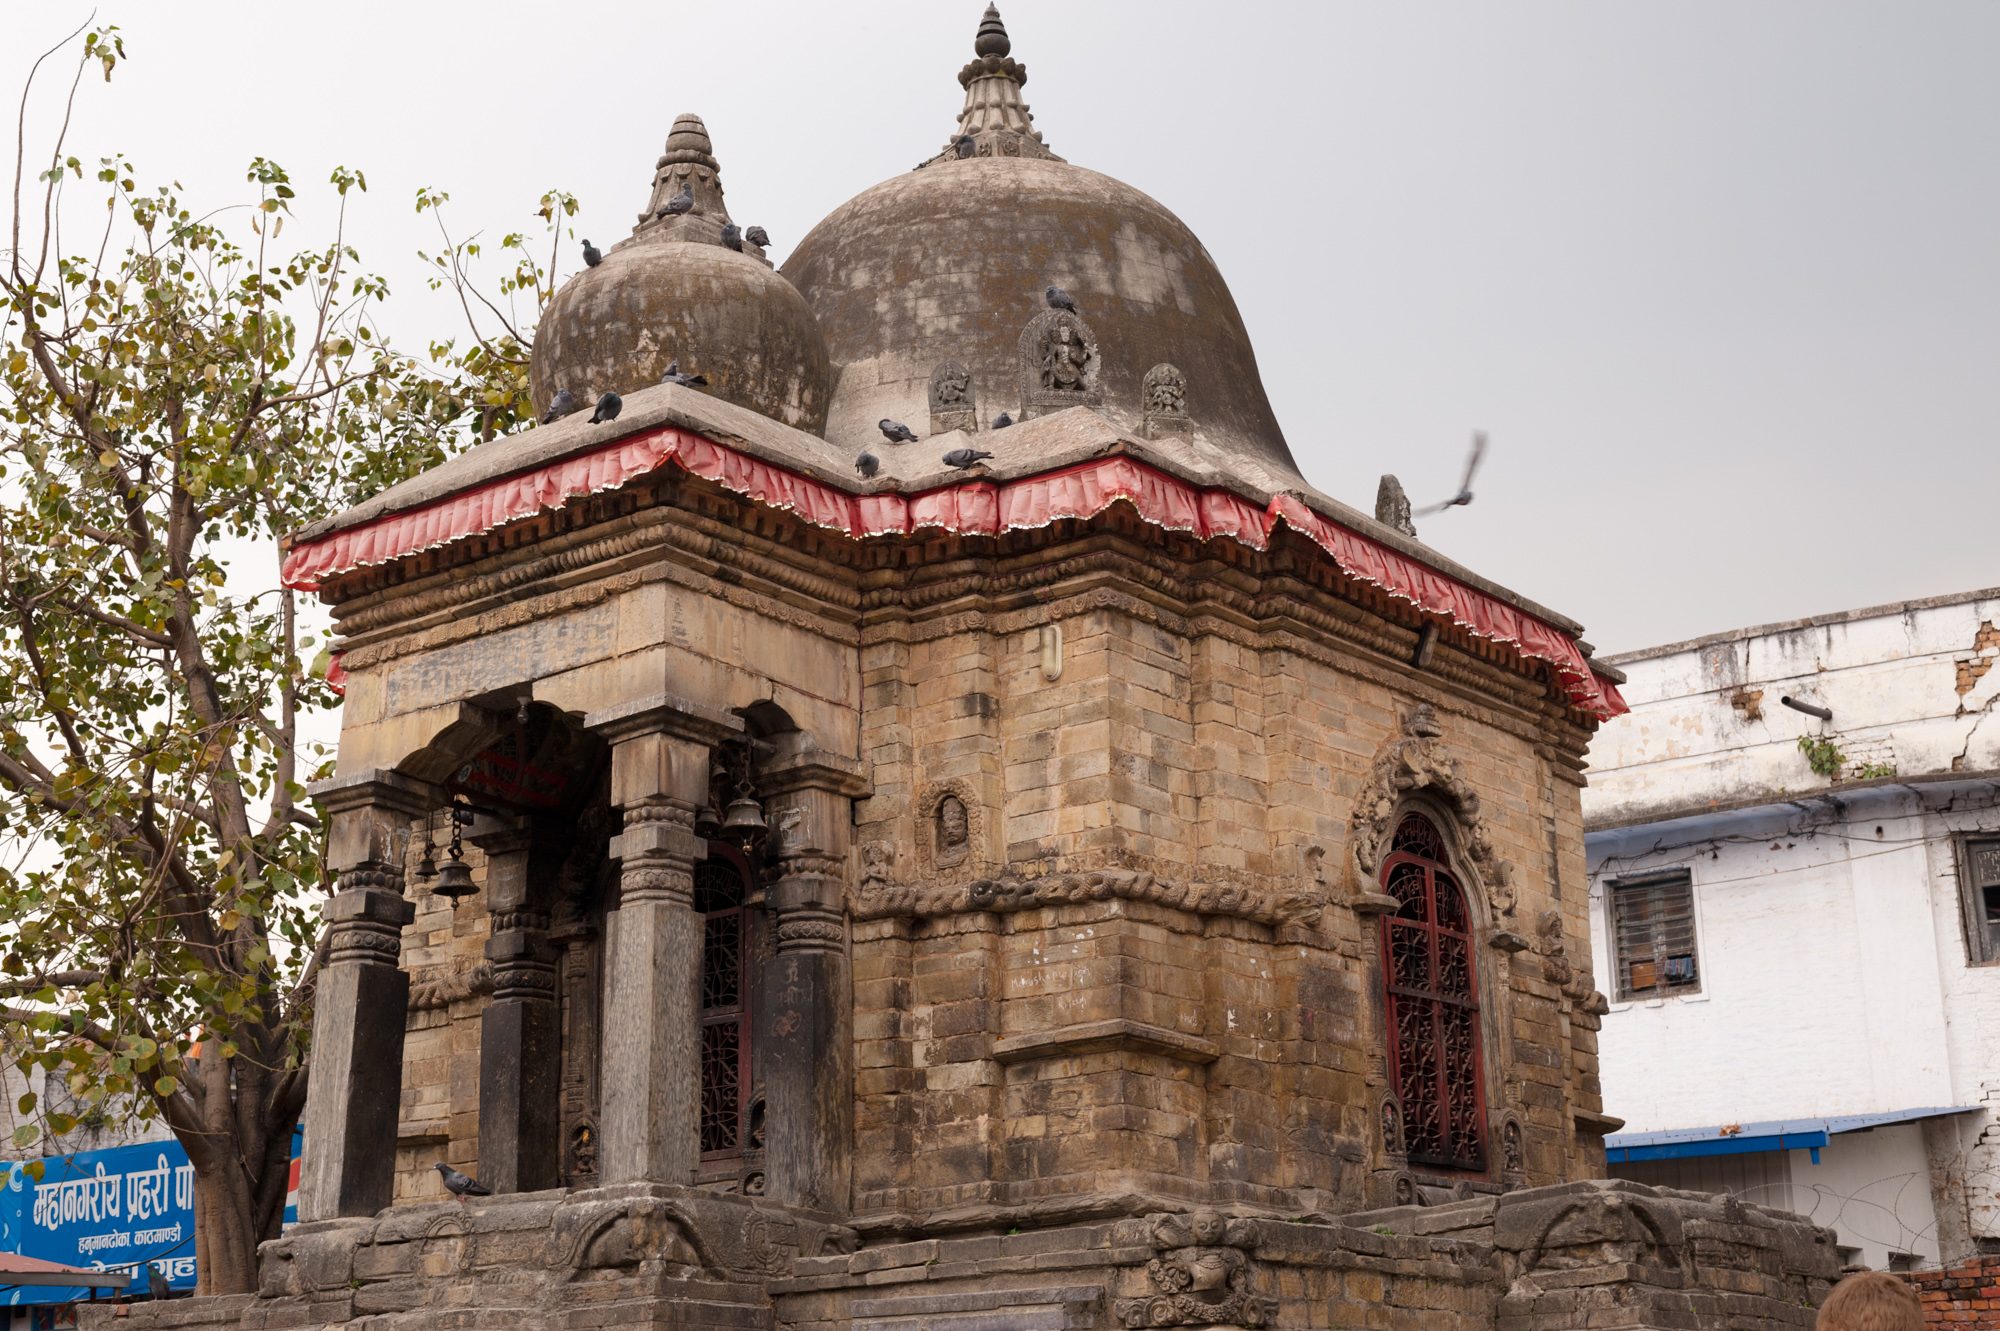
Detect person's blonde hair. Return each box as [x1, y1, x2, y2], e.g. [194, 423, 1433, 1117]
[1816, 1270, 1923, 1331]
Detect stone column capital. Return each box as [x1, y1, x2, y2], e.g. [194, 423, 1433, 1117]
[760, 734, 871, 800]
[308, 768, 439, 819]
[583, 693, 743, 746]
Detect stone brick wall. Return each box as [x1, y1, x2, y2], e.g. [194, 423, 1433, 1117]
[1912, 1255, 2000, 1327]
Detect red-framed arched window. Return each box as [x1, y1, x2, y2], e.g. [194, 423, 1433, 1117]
[1380, 812, 1487, 1172]
[695, 846, 754, 1159]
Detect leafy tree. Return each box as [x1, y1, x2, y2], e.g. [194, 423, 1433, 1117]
[0, 24, 574, 1293]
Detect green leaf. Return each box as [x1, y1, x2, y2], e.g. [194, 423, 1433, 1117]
[153, 1076, 179, 1097]
[11, 1124, 37, 1149]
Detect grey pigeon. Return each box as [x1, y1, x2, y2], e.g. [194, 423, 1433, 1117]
[146, 1264, 170, 1301]
[434, 1161, 491, 1204]
[955, 134, 976, 159]
[590, 391, 623, 424]
[745, 225, 770, 248]
[991, 412, 1013, 430]
[659, 183, 694, 217]
[540, 388, 576, 425]
[1415, 431, 1488, 516]
[1044, 286, 1078, 314]
[855, 451, 880, 479]
[878, 419, 919, 444]
[720, 224, 743, 252]
[661, 360, 708, 388]
[581, 239, 602, 268]
[942, 448, 993, 470]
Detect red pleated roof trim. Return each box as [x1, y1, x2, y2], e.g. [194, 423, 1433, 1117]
[281, 427, 1627, 719]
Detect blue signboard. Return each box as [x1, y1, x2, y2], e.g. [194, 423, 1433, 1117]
[0, 1130, 300, 1306]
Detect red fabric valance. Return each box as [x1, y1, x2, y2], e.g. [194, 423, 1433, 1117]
[282, 427, 1625, 719]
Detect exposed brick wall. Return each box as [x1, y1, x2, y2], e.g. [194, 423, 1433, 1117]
[1911, 1255, 2000, 1327]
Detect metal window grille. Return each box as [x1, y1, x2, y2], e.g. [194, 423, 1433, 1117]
[1609, 871, 1700, 999]
[695, 853, 753, 1157]
[1958, 836, 2000, 965]
[1379, 812, 1487, 1172]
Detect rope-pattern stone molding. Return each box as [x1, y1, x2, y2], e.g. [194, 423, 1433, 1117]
[852, 859, 1323, 929]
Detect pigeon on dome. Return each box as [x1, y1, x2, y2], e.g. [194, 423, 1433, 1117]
[540, 388, 576, 424]
[879, 419, 919, 444]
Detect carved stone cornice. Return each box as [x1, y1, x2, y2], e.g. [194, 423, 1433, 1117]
[851, 858, 1323, 931]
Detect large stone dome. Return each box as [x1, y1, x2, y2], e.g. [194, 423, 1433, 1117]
[531, 115, 831, 433]
[784, 6, 1299, 481]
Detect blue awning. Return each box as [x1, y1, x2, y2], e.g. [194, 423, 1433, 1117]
[1604, 1105, 1982, 1165]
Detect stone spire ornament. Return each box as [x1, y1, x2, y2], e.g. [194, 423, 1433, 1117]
[632, 114, 770, 262]
[1375, 474, 1418, 539]
[922, 5, 1061, 166]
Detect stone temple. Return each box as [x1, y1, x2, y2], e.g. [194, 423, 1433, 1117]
[108, 8, 1843, 1330]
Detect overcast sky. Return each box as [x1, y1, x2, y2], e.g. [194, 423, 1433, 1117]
[6, 1, 1995, 654]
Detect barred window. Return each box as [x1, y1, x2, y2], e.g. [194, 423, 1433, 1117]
[1380, 812, 1487, 1172]
[1957, 836, 2000, 965]
[695, 849, 754, 1158]
[1608, 871, 1700, 1000]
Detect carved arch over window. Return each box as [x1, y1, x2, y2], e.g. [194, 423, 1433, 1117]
[1380, 811, 1488, 1172]
[1348, 704, 1516, 921]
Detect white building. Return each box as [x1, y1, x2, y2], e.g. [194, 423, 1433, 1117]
[1583, 586, 2000, 1270]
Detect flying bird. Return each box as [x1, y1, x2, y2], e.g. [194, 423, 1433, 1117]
[854, 451, 880, 478]
[146, 1264, 171, 1301]
[955, 134, 976, 159]
[540, 388, 576, 424]
[590, 391, 623, 424]
[1415, 431, 1488, 516]
[720, 224, 743, 252]
[434, 1162, 491, 1205]
[581, 239, 602, 268]
[659, 184, 694, 217]
[942, 448, 993, 470]
[878, 419, 919, 444]
[1044, 286, 1078, 314]
[661, 360, 708, 387]
[745, 225, 770, 248]
[991, 412, 1013, 430]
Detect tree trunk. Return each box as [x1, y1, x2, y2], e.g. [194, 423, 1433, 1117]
[191, 1154, 262, 1295]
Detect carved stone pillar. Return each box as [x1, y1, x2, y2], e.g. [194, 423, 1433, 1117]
[299, 771, 431, 1221]
[472, 824, 561, 1194]
[760, 736, 869, 1212]
[585, 696, 740, 1186]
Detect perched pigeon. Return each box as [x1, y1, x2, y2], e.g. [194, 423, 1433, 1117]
[434, 1161, 491, 1205]
[955, 134, 976, 159]
[590, 391, 623, 424]
[659, 183, 694, 217]
[720, 223, 743, 252]
[1415, 431, 1488, 516]
[581, 239, 602, 269]
[661, 360, 708, 388]
[991, 412, 1013, 430]
[1044, 286, 1078, 314]
[147, 1264, 171, 1301]
[745, 225, 770, 248]
[942, 448, 994, 470]
[878, 419, 919, 444]
[854, 451, 880, 479]
[540, 388, 576, 424]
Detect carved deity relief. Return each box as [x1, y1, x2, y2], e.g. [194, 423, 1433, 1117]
[1115, 1210, 1272, 1329]
[928, 361, 977, 435]
[1375, 474, 1418, 538]
[935, 795, 970, 867]
[1017, 310, 1102, 417]
[1347, 703, 1516, 921]
[1501, 1117, 1525, 1175]
[1141, 363, 1191, 439]
[913, 780, 983, 883]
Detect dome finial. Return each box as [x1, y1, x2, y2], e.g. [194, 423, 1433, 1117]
[974, 4, 1010, 58]
[920, 5, 1059, 168]
[628, 113, 769, 262]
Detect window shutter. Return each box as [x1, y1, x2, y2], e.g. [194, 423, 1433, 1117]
[1610, 872, 1699, 999]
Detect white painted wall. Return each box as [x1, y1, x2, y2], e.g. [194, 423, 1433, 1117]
[1583, 588, 2000, 1258]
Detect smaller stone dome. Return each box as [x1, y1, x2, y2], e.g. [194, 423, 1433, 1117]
[530, 115, 832, 433]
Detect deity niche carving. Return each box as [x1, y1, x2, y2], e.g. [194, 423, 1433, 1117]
[1502, 1118, 1525, 1175]
[1381, 1097, 1405, 1156]
[928, 361, 978, 434]
[1114, 1210, 1272, 1329]
[935, 794, 970, 868]
[1018, 309, 1103, 417]
[1141, 363, 1191, 439]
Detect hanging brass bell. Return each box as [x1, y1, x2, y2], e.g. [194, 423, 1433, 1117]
[431, 854, 478, 906]
[693, 804, 724, 840]
[720, 795, 767, 844]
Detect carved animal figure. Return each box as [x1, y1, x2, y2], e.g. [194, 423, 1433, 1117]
[581, 239, 602, 268]
[1044, 285, 1078, 313]
[854, 451, 880, 478]
[590, 391, 622, 424]
[879, 419, 920, 443]
[434, 1161, 491, 1205]
[661, 360, 708, 388]
[541, 388, 576, 425]
[659, 183, 695, 217]
[941, 448, 993, 469]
